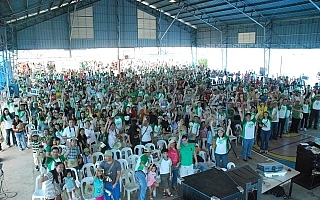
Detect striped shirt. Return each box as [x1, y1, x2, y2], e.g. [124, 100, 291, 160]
[31, 139, 41, 153]
[44, 171, 62, 199]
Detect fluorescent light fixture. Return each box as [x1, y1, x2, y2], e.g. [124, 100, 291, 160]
[169, 0, 176, 2]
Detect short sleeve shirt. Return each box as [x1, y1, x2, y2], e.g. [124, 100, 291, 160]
[180, 143, 195, 166]
[99, 160, 121, 185]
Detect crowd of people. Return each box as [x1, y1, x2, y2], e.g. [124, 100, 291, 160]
[0, 62, 320, 200]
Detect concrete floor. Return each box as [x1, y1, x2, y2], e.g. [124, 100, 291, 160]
[0, 128, 319, 200]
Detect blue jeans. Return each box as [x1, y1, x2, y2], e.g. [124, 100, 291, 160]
[6, 129, 16, 146]
[284, 117, 289, 133]
[135, 171, 147, 200]
[242, 138, 254, 159]
[104, 182, 120, 200]
[15, 132, 27, 150]
[260, 130, 271, 151]
[171, 167, 179, 187]
[214, 153, 227, 169]
[193, 162, 210, 172]
[271, 122, 278, 138]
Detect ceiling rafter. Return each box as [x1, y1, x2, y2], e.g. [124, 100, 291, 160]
[38, 0, 44, 14]
[6, 0, 14, 13]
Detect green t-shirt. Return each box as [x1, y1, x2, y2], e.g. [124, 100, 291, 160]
[180, 143, 195, 166]
[292, 105, 302, 119]
[135, 154, 149, 172]
[46, 155, 66, 171]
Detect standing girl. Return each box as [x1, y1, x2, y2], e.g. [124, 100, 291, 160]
[93, 167, 105, 200]
[0, 108, 16, 148]
[147, 164, 159, 200]
[63, 169, 77, 200]
[259, 112, 272, 153]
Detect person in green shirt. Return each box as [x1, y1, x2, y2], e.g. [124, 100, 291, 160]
[290, 100, 303, 133]
[134, 147, 152, 200]
[177, 133, 198, 178]
[45, 146, 66, 171]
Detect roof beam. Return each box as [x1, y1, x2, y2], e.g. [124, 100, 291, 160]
[224, 0, 264, 28]
[160, 6, 184, 40]
[59, 0, 66, 7]
[38, 0, 44, 14]
[309, 0, 320, 12]
[124, 0, 196, 34]
[6, 0, 14, 13]
[48, 0, 54, 11]
[14, 0, 101, 31]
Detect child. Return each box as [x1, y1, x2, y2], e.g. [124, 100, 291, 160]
[93, 167, 105, 200]
[147, 164, 159, 200]
[159, 149, 173, 198]
[31, 132, 43, 171]
[82, 148, 93, 164]
[63, 169, 77, 200]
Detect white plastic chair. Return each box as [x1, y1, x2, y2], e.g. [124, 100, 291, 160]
[228, 129, 238, 147]
[134, 145, 145, 156]
[92, 152, 104, 164]
[201, 138, 208, 149]
[156, 140, 167, 150]
[151, 149, 161, 163]
[121, 147, 133, 160]
[25, 124, 35, 147]
[111, 149, 122, 160]
[227, 162, 236, 170]
[80, 163, 96, 178]
[80, 177, 95, 200]
[145, 143, 156, 151]
[120, 133, 129, 147]
[118, 159, 129, 170]
[127, 154, 139, 170]
[198, 150, 207, 162]
[122, 169, 140, 200]
[32, 175, 45, 200]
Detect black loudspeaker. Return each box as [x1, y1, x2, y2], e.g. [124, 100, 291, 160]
[227, 165, 262, 200]
[181, 168, 243, 200]
[124, 55, 129, 59]
[9, 84, 19, 98]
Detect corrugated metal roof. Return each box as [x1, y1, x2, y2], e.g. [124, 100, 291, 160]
[137, 0, 320, 29]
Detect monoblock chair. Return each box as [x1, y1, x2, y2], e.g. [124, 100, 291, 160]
[127, 154, 139, 170]
[111, 149, 122, 160]
[80, 163, 96, 178]
[25, 124, 35, 146]
[157, 140, 168, 150]
[122, 169, 140, 200]
[118, 158, 129, 192]
[92, 152, 104, 164]
[227, 162, 236, 170]
[121, 147, 133, 161]
[145, 143, 156, 151]
[80, 177, 95, 200]
[134, 145, 145, 156]
[32, 175, 45, 200]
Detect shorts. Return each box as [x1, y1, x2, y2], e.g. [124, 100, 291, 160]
[67, 187, 75, 192]
[160, 173, 170, 189]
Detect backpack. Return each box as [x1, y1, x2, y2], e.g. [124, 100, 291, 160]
[272, 186, 286, 197]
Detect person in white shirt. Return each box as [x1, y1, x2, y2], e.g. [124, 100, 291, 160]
[270, 101, 279, 140]
[84, 120, 96, 145]
[62, 119, 78, 142]
[1, 108, 16, 147]
[139, 117, 153, 145]
[159, 149, 173, 198]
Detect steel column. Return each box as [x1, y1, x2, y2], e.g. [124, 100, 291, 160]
[68, 4, 77, 58]
[116, 0, 120, 73]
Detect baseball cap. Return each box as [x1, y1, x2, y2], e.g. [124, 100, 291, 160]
[104, 150, 112, 156]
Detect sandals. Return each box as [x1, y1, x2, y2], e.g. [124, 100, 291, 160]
[150, 197, 154, 200]
[167, 193, 174, 197]
[163, 191, 167, 198]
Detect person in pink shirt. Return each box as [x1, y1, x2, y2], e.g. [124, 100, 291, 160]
[147, 164, 159, 200]
[168, 138, 180, 191]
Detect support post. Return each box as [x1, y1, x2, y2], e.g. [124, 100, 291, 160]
[68, 4, 77, 58]
[116, 0, 121, 74]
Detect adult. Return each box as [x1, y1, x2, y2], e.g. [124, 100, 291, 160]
[64, 137, 81, 168]
[135, 147, 152, 200]
[12, 115, 28, 151]
[45, 146, 67, 171]
[127, 119, 141, 150]
[167, 138, 180, 191]
[62, 119, 78, 142]
[259, 111, 272, 153]
[45, 137, 61, 157]
[270, 101, 279, 140]
[99, 150, 121, 200]
[40, 162, 65, 200]
[0, 108, 16, 147]
[139, 117, 153, 145]
[212, 119, 231, 169]
[239, 107, 260, 161]
[301, 98, 311, 131]
[290, 100, 303, 133]
[97, 125, 110, 153]
[308, 94, 320, 130]
[177, 133, 198, 178]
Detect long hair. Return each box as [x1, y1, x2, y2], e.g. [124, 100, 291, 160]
[50, 162, 64, 184]
[1, 108, 13, 121]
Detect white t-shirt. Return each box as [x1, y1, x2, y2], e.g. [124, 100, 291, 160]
[62, 126, 78, 139]
[2, 115, 13, 129]
[243, 119, 256, 139]
[261, 118, 271, 131]
[108, 129, 118, 148]
[279, 105, 287, 119]
[140, 125, 153, 142]
[159, 158, 172, 174]
[84, 128, 96, 144]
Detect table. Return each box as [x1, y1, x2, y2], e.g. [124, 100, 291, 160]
[252, 151, 300, 198]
